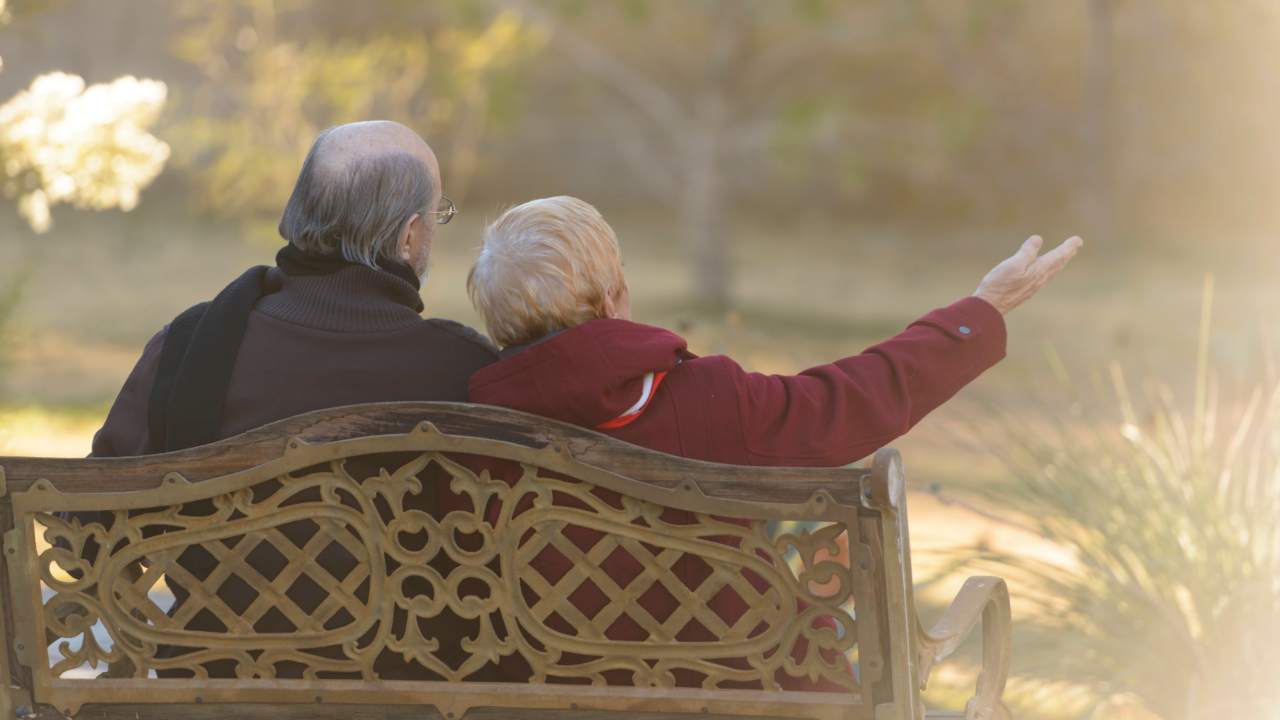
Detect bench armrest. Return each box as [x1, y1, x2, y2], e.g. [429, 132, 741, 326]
[916, 576, 1012, 720]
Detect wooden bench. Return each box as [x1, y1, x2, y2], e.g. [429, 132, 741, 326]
[0, 402, 1011, 720]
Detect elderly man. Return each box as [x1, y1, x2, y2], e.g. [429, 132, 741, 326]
[89, 121, 498, 680]
[93, 121, 496, 456]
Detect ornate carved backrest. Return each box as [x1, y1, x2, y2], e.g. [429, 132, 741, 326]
[0, 403, 917, 720]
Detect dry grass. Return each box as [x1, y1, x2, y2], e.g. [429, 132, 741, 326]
[927, 282, 1280, 719]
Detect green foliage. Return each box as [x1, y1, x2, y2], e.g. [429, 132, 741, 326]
[620, 0, 649, 23]
[0, 0, 170, 233]
[937, 284, 1280, 719]
[166, 0, 544, 239]
[794, 0, 833, 23]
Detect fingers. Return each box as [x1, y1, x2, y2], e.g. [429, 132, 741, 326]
[1014, 235, 1044, 266]
[1030, 235, 1083, 277]
[976, 234, 1081, 314]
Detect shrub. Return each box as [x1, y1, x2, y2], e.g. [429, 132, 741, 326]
[938, 283, 1279, 719]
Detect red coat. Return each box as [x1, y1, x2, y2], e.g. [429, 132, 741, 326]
[468, 296, 1005, 690]
[470, 296, 1005, 466]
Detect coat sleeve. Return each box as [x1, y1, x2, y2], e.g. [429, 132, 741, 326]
[90, 327, 168, 458]
[732, 296, 1006, 466]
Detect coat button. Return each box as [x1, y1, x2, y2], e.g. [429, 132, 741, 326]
[958, 326, 972, 335]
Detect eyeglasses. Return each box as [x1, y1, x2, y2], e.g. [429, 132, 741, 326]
[430, 195, 457, 225]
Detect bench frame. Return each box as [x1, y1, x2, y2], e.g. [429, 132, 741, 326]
[0, 402, 1010, 719]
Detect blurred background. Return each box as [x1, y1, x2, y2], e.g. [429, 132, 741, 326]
[0, 1, 1277, 717]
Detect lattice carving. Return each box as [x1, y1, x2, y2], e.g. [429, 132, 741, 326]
[17, 430, 860, 696]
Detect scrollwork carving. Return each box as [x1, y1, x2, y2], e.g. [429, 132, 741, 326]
[27, 449, 860, 694]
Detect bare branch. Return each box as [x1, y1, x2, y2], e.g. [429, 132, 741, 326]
[500, 0, 692, 151]
[602, 106, 680, 202]
[741, 9, 879, 97]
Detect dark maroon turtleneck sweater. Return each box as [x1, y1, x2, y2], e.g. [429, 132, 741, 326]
[92, 263, 498, 457]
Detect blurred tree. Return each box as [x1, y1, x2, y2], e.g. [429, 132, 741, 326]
[501, 0, 890, 309]
[167, 0, 543, 239]
[499, 0, 1029, 309]
[0, 0, 170, 233]
[925, 1, 1280, 245]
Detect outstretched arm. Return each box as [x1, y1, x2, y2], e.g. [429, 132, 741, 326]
[734, 236, 1082, 466]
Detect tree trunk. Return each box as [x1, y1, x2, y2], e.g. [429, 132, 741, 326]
[684, 92, 728, 310]
[1083, 0, 1113, 244]
[683, 0, 744, 311]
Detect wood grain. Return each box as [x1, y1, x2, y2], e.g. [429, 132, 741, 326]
[0, 402, 867, 505]
[47, 704, 799, 720]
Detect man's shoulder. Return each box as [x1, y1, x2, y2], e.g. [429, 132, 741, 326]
[421, 318, 500, 358]
[131, 300, 212, 375]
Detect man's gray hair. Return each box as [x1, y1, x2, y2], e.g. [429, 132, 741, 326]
[278, 127, 434, 267]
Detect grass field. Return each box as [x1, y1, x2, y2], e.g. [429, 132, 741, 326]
[1, 199, 1275, 717]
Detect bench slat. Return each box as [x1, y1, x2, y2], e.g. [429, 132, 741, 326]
[0, 402, 866, 506]
[55, 706, 803, 720]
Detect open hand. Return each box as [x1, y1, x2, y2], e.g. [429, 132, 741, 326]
[974, 235, 1083, 314]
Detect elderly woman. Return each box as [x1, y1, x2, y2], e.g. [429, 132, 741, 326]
[467, 196, 1079, 691]
[468, 196, 1079, 464]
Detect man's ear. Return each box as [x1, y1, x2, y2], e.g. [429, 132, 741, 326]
[398, 213, 422, 263]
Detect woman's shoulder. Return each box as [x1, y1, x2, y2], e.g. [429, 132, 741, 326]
[660, 353, 754, 407]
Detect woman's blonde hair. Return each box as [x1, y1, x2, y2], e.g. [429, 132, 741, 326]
[468, 196, 624, 348]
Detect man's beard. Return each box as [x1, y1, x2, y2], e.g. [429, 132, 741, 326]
[413, 252, 431, 285]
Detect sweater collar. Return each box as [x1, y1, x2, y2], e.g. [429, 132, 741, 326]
[255, 263, 426, 333]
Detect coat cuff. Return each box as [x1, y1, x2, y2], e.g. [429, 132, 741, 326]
[911, 295, 1007, 369]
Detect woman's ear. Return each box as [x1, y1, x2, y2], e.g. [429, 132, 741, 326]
[601, 280, 631, 320]
[607, 279, 631, 321]
[602, 291, 620, 319]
